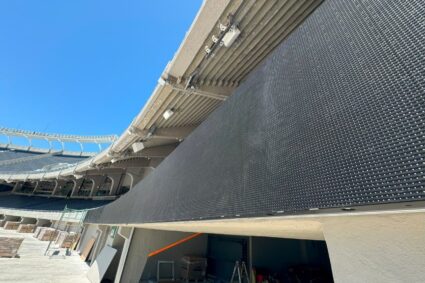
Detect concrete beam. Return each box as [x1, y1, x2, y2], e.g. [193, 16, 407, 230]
[166, 0, 232, 77]
[128, 144, 177, 158]
[152, 126, 195, 141]
[163, 82, 229, 101]
[128, 126, 195, 141]
[109, 158, 163, 169]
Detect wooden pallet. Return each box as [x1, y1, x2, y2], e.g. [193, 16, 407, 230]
[4, 221, 21, 230]
[56, 232, 78, 248]
[0, 237, 24, 258]
[17, 224, 36, 233]
[38, 228, 59, 241]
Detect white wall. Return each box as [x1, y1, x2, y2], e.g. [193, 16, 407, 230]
[323, 212, 425, 283]
[121, 228, 207, 283]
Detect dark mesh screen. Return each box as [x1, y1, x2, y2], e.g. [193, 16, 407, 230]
[87, 0, 425, 224]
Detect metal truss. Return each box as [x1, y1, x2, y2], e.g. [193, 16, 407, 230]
[0, 127, 118, 153]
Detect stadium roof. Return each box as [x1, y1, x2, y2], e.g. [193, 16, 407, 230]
[0, 0, 322, 182]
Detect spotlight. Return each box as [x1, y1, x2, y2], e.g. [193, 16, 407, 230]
[222, 25, 240, 47]
[132, 142, 145, 153]
[163, 109, 175, 120]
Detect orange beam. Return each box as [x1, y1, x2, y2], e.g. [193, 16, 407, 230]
[148, 232, 203, 257]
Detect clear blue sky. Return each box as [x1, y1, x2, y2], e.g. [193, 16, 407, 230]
[0, 1, 202, 136]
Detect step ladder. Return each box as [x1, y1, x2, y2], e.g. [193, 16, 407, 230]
[230, 261, 250, 283]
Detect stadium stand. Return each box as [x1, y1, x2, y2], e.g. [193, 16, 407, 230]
[0, 149, 86, 172]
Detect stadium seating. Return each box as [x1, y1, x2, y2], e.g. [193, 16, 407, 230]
[0, 149, 86, 172]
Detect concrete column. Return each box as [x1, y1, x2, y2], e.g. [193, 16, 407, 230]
[71, 179, 84, 197]
[323, 212, 425, 283]
[90, 176, 107, 197]
[50, 180, 60, 196]
[109, 174, 122, 196]
[30, 181, 39, 195]
[49, 180, 57, 196]
[12, 182, 22, 193]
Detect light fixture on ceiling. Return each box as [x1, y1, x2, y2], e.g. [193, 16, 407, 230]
[163, 109, 175, 120]
[222, 25, 241, 47]
[158, 77, 166, 86]
[132, 142, 145, 153]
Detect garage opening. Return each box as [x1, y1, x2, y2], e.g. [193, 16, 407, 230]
[250, 237, 333, 283]
[138, 231, 333, 283]
[207, 235, 333, 282]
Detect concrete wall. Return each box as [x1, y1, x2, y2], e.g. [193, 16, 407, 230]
[121, 228, 207, 283]
[323, 213, 425, 283]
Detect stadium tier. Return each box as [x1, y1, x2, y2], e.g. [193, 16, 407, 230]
[0, 194, 110, 211]
[0, 149, 86, 172]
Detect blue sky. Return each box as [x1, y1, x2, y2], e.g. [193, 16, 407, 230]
[0, 1, 202, 136]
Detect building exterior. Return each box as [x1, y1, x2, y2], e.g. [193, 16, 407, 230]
[0, 0, 424, 282]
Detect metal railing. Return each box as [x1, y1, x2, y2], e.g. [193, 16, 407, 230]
[0, 127, 118, 154]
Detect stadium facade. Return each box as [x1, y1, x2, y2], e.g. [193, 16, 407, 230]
[1, 0, 424, 282]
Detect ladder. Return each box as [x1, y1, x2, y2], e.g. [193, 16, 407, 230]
[230, 261, 250, 283]
[44, 205, 87, 256]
